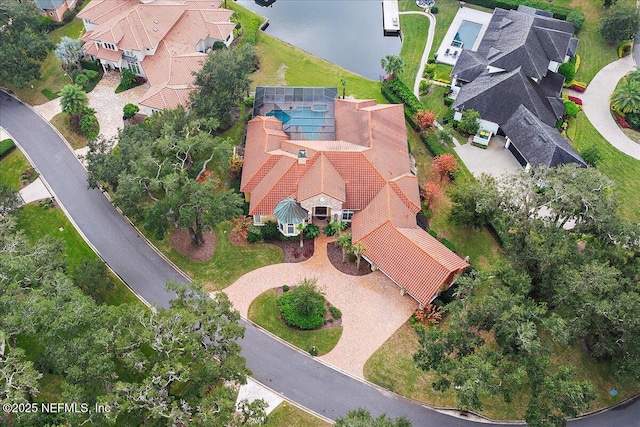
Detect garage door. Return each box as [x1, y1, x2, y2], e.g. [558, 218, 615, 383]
[508, 142, 527, 167]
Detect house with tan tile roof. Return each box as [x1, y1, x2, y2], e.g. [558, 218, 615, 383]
[77, 0, 235, 114]
[241, 87, 469, 308]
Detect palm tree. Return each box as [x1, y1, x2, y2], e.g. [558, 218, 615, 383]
[336, 233, 353, 263]
[352, 242, 366, 270]
[60, 84, 89, 118]
[610, 77, 640, 114]
[380, 55, 404, 79]
[339, 78, 347, 99]
[54, 36, 83, 73]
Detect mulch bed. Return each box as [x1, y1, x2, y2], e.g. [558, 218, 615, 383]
[170, 228, 217, 262]
[275, 286, 342, 330]
[326, 241, 372, 276]
[269, 239, 314, 263]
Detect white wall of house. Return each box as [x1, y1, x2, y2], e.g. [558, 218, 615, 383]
[548, 60, 560, 73]
[479, 119, 499, 135]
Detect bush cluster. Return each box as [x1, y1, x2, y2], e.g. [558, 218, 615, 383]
[277, 282, 326, 330]
[261, 221, 280, 241]
[0, 139, 16, 159]
[247, 225, 262, 243]
[329, 306, 342, 319]
[462, 0, 572, 19]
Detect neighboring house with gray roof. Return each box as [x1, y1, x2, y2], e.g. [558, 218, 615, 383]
[33, 0, 76, 22]
[449, 5, 585, 169]
[502, 105, 587, 169]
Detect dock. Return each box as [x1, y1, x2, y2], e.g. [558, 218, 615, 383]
[382, 0, 400, 36]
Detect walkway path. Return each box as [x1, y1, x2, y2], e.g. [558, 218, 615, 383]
[32, 72, 149, 141]
[581, 55, 640, 160]
[399, 10, 436, 98]
[224, 233, 416, 378]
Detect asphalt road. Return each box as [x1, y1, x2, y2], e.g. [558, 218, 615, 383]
[1, 90, 638, 426]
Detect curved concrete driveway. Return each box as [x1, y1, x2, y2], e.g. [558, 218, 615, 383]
[581, 55, 640, 160]
[224, 234, 416, 378]
[2, 90, 640, 426]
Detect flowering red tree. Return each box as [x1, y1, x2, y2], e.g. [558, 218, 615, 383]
[432, 154, 458, 181]
[420, 181, 443, 208]
[414, 110, 436, 131]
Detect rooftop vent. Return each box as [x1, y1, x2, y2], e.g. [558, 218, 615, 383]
[153, 19, 158, 24]
[524, 115, 533, 125]
[153, 27, 158, 32]
[298, 149, 307, 165]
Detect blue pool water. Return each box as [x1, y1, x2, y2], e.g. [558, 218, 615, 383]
[454, 20, 483, 50]
[267, 107, 327, 138]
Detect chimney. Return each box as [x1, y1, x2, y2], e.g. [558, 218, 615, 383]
[298, 149, 307, 165]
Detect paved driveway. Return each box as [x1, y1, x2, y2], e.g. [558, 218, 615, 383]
[224, 234, 417, 378]
[32, 71, 149, 141]
[454, 135, 522, 178]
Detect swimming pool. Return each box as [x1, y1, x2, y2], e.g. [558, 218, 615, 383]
[267, 106, 328, 139]
[453, 20, 483, 50]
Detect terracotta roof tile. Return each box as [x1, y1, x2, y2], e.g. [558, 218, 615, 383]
[389, 174, 421, 213]
[359, 222, 468, 306]
[94, 46, 122, 62]
[298, 154, 346, 203]
[138, 85, 191, 110]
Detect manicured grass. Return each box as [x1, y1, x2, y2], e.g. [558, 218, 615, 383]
[248, 289, 342, 356]
[434, 63, 452, 82]
[228, 3, 384, 101]
[398, 14, 430, 89]
[7, 19, 84, 106]
[0, 148, 30, 190]
[574, 20, 620, 85]
[263, 402, 330, 427]
[15, 204, 139, 306]
[399, 0, 423, 12]
[420, 84, 451, 119]
[50, 112, 88, 150]
[148, 222, 284, 291]
[571, 111, 640, 221]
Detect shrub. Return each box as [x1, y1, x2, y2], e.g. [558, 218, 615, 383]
[41, 88, 59, 100]
[303, 223, 320, 239]
[120, 68, 136, 88]
[423, 64, 436, 79]
[414, 110, 436, 130]
[440, 237, 456, 252]
[75, 73, 89, 88]
[282, 284, 290, 292]
[430, 6, 438, 13]
[568, 95, 583, 106]
[0, 139, 16, 159]
[571, 82, 587, 92]
[564, 100, 580, 117]
[37, 16, 60, 32]
[261, 221, 280, 241]
[123, 103, 140, 119]
[420, 131, 447, 156]
[309, 346, 318, 356]
[79, 59, 100, 72]
[443, 96, 454, 106]
[329, 306, 342, 319]
[462, 0, 571, 19]
[558, 62, 576, 83]
[618, 40, 633, 58]
[419, 80, 432, 95]
[62, 8, 77, 23]
[79, 114, 100, 139]
[580, 145, 602, 167]
[428, 229, 438, 238]
[84, 70, 99, 80]
[457, 109, 480, 135]
[626, 111, 640, 129]
[566, 11, 585, 33]
[614, 112, 632, 128]
[212, 41, 227, 51]
[244, 97, 255, 108]
[247, 225, 262, 243]
[323, 220, 347, 236]
[574, 54, 581, 72]
[277, 279, 326, 330]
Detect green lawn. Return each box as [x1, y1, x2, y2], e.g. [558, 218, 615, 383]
[399, 0, 423, 12]
[16, 204, 139, 306]
[7, 19, 84, 106]
[50, 112, 88, 150]
[0, 148, 30, 190]
[574, 20, 620, 84]
[228, 3, 384, 101]
[263, 403, 330, 427]
[248, 289, 342, 356]
[147, 222, 284, 291]
[570, 111, 640, 221]
[398, 14, 430, 90]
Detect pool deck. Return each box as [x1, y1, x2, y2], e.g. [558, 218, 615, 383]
[435, 7, 493, 66]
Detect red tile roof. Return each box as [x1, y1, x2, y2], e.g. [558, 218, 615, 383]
[240, 96, 469, 305]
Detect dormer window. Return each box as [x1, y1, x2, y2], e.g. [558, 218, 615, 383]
[102, 42, 116, 50]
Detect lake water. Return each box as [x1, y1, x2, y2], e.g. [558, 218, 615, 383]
[236, 0, 402, 80]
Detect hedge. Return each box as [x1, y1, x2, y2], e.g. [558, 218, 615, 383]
[0, 139, 16, 159]
[439, 237, 457, 253]
[420, 131, 448, 157]
[79, 59, 100, 72]
[462, 0, 571, 19]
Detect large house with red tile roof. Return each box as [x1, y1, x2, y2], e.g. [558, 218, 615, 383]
[241, 87, 469, 308]
[77, 0, 235, 114]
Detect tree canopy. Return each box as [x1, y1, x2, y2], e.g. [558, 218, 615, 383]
[0, 0, 54, 88]
[54, 36, 83, 72]
[0, 216, 264, 426]
[86, 109, 244, 246]
[335, 408, 411, 427]
[600, 3, 640, 41]
[190, 43, 258, 129]
[380, 54, 404, 78]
